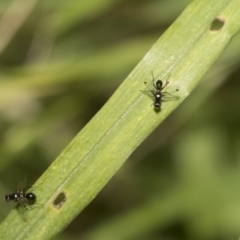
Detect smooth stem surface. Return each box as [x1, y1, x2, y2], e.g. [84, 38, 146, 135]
[1, 0, 240, 239]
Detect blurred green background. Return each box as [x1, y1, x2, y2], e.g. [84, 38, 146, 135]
[1, 0, 240, 239]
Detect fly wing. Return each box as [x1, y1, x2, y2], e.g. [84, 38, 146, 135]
[16, 178, 27, 194]
[17, 196, 29, 207]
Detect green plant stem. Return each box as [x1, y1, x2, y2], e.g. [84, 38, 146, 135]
[1, 0, 240, 239]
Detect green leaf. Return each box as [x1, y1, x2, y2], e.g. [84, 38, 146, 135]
[1, 0, 240, 239]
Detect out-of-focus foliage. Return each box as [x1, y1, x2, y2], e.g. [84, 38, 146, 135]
[1, 0, 240, 239]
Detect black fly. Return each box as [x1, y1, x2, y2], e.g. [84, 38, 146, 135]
[5, 179, 36, 208]
[143, 72, 178, 112]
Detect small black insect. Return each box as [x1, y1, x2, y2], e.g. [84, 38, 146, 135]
[5, 179, 36, 208]
[143, 72, 178, 112]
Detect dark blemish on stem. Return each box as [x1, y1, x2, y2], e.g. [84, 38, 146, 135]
[53, 192, 66, 210]
[210, 17, 225, 31]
